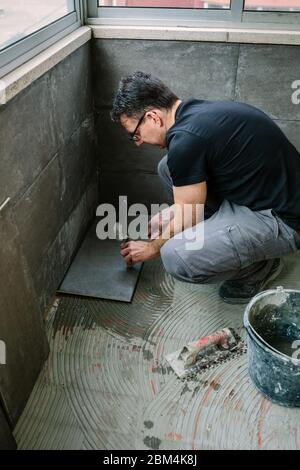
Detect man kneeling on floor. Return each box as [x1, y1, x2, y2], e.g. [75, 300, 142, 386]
[111, 71, 300, 304]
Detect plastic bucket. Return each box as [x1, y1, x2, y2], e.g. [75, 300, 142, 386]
[244, 286, 300, 407]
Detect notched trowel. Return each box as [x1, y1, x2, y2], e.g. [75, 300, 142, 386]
[165, 328, 245, 378]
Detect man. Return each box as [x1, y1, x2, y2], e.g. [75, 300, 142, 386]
[111, 71, 300, 304]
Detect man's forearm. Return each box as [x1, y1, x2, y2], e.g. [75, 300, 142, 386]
[151, 203, 204, 253]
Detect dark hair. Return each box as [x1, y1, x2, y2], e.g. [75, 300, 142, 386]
[111, 71, 179, 122]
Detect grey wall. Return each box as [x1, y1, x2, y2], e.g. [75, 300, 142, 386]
[0, 40, 98, 429]
[92, 39, 300, 209]
[0, 206, 49, 427]
[0, 41, 98, 315]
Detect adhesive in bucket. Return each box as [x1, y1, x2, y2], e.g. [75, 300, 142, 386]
[251, 298, 300, 357]
[244, 288, 300, 407]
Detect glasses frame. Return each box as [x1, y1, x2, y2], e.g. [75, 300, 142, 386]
[129, 112, 146, 142]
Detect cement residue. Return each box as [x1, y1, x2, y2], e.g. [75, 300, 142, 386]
[250, 292, 300, 357]
[143, 421, 154, 429]
[143, 436, 161, 449]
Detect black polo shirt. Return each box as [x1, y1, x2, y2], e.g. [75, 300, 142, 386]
[166, 98, 300, 231]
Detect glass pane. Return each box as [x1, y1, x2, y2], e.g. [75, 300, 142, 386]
[0, 1, 75, 52]
[98, 1, 230, 9]
[244, 0, 300, 11]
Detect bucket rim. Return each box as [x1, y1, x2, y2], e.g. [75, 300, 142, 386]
[243, 286, 300, 364]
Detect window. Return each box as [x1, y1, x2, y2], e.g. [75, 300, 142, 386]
[244, 0, 300, 11]
[0, 0, 82, 78]
[87, 0, 300, 28]
[98, 1, 231, 8]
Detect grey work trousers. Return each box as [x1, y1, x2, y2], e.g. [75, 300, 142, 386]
[157, 155, 300, 284]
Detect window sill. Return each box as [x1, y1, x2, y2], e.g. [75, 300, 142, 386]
[1, 23, 298, 106]
[91, 24, 300, 47]
[0, 26, 91, 106]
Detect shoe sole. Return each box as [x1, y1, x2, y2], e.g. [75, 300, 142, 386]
[219, 259, 284, 305]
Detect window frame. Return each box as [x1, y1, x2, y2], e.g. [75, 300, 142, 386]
[0, 0, 83, 79]
[86, 0, 300, 29]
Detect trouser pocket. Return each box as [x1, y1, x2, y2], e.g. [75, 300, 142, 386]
[174, 225, 242, 280]
[228, 213, 297, 265]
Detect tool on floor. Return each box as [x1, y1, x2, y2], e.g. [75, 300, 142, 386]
[165, 327, 245, 379]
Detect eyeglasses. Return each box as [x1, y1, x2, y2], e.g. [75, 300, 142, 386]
[129, 112, 146, 142]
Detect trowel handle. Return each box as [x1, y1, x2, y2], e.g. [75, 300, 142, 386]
[191, 328, 233, 351]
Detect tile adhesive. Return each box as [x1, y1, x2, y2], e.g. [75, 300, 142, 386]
[14, 254, 300, 449]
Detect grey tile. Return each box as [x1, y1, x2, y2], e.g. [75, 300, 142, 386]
[13, 156, 63, 277]
[95, 109, 165, 173]
[58, 222, 143, 302]
[98, 171, 168, 209]
[93, 40, 239, 108]
[0, 206, 49, 426]
[0, 73, 58, 204]
[14, 122, 97, 281]
[34, 192, 89, 313]
[82, 115, 98, 182]
[59, 115, 97, 221]
[85, 173, 99, 220]
[235, 44, 300, 120]
[50, 42, 93, 147]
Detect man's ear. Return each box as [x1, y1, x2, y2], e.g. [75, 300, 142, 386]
[147, 109, 164, 126]
[146, 109, 158, 120]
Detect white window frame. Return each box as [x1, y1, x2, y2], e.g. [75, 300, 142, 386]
[0, 0, 84, 79]
[86, 0, 300, 29]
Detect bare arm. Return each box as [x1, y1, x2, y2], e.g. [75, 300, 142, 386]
[121, 182, 207, 265]
[151, 181, 207, 252]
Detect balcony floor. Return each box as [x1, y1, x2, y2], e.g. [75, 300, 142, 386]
[14, 252, 300, 450]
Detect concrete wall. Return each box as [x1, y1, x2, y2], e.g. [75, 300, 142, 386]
[92, 39, 300, 209]
[0, 41, 98, 314]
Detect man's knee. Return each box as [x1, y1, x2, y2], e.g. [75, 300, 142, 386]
[161, 239, 207, 282]
[160, 237, 235, 284]
[161, 240, 185, 279]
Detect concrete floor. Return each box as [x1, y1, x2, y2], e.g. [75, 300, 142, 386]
[14, 251, 300, 450]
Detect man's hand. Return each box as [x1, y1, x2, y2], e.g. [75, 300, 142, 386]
[120, 240, 160, 265]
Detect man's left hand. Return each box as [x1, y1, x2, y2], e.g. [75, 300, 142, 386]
[120, 240, 160, 265]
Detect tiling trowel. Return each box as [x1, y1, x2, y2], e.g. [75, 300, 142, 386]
[165, 328, 245, 378]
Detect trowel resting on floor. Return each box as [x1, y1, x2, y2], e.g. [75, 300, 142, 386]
[165, 328, 245, 378]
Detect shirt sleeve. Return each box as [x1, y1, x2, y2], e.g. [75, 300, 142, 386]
[167, 131, 209, 187]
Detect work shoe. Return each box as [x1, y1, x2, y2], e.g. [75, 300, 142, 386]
[218, 258, 283, 304]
